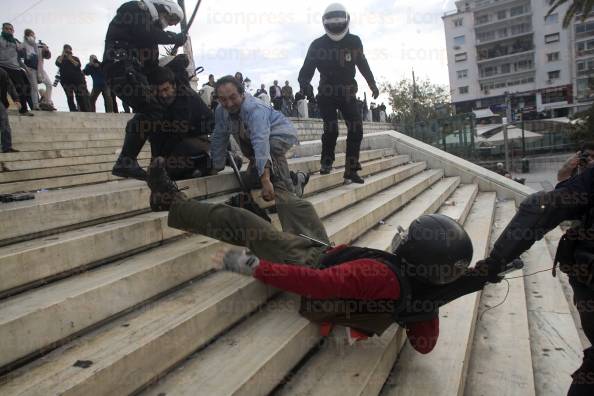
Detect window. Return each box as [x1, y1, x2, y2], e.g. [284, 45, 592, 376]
[501, 64, 511, 74]
[545, 13, 558, 25]
[454, 18, 463, 27]
[455, 52, 467, 62]
[547, 52, 560, 62]
[510, 5, 524, 16]
[457, 69, 468, 79]
[497, 28, 508, 38]
[497, 10, 507, 20]
[476, 15, 489, 24]
[545, 33, 560, 43]
[548, 70, 560, 80]
[454, 35, 466, 46]
[576, 39, 594, 55]
[459, 86, 469, 94]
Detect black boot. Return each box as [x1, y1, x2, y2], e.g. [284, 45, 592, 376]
[112, 127, 148, 180]
[344, 171, 364, 184]
[147, 157, 188, 211]
[320, 157, 333, 175]
[112, 156, 148, 180]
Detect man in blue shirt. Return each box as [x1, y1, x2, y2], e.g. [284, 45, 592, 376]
[83, 55, 114, 113]
[210, 75, 317, 236]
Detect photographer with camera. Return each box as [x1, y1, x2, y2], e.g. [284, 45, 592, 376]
[83, 55, 114, 113]
[558, 143, 594, 182]
[55, 45, 90, 112]
[22, 29, 55, 111]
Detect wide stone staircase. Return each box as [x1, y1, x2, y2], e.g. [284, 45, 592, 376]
[0, 112, 585, 395]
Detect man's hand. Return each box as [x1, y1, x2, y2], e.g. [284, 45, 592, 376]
[261, 179, 275, 201]
[174, 33, 188, 46]
[13, 101, 21, 111]
[474, 257, 504, 283]
[558, 152, 580, 182]
[213, 248, 260, 276]
[370, 84, 380, 99]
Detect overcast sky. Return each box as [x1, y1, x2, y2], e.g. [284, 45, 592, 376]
[5, 0, 457, 112]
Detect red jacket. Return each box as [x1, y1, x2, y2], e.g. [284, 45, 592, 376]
[253, 257, 439, 354]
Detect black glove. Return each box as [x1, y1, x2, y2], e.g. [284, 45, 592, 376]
[370, 84, 380, 99]
[300, 83, 314, 101]
[173, 33, 188, 47]
[474, 257, 505, 283]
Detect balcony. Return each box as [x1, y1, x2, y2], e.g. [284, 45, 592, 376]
[476, 28, 532, 45]
[477, 39, 534, 63]
[474, 10, 532, 29]
[478, 68, 535, 81]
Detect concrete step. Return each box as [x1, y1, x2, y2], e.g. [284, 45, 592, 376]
[0, 146, 150, 162]
[1, 152, 152, 172]
[380, 192, 497, 396]
[0, 150, 401, 243]
[6, 139, 124, 152]
[0, 156, 418, 368]
[0, 162, 415, 395]
[464, 200, 536, 396]
[274, 182, 475, 396]
[0, 157, 152, 185]
[521, 241, 583, 395]
[137, 181, 464, 396]
[0, 154, 409, 298]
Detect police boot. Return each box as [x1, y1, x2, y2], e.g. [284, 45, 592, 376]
[147, 157, 189, 212]
[344, 157, 364, 184]
[320, 157, 333, 175]
[112, 131, 148, 180]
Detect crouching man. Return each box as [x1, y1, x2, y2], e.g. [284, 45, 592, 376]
[209, 75, 312, 234]
[124, 66, 214, 181]
[145, 158, 492, 353]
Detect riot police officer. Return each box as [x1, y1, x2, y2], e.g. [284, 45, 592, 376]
[102, 0, 187, 180]
[298, 3, 380, 184]
[478, 166, 594, 395]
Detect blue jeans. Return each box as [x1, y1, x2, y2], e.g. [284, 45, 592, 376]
[0, 102, 12, 152]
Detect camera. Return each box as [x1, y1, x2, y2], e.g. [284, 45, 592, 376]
[53, 74, 61, 87]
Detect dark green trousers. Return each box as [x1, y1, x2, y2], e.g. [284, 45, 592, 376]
[168, 192, 329, 266]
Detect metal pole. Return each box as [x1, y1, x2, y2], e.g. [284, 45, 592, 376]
[521, 110, 526, 158]
[412, 70, 416, 138]
[469, 113, 475, 159]
[503, 93, 511, 172]
[178, 0, 187, 31]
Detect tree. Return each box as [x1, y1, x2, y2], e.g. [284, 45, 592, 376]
[381, 77, 451, 136]
[548, 0, 594, 28]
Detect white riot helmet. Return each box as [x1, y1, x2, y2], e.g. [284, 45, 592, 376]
[143, 0, 185, 28]
[322, 3, 350, 42]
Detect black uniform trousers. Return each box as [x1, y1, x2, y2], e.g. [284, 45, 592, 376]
[317, 93, 363, 172]
[568, 277, 594, 395]
[61, 80, 91, 112]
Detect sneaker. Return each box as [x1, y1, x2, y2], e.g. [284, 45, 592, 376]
[20, 111, 34, 117]
[147, 157, 188, 211]
[344, 171, 364, 184]
[291, 171, 310, 198]
[112, 156, 148, 180]
[2, 148, 19, 153]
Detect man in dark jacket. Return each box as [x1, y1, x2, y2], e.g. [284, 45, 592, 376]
[298, 3, 379, 183]
[478, 167, 594, 395]
[133, 66, 214, 181]
[55, 45, 91, 112]
[102, 0, 187, 180]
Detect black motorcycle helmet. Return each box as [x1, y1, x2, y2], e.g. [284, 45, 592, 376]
[392, 214, 474, 285]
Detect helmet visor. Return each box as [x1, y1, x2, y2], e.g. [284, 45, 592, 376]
[324, 21, 349, 34]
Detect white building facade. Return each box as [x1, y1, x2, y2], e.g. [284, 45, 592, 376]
[443, 0, 573, 118]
